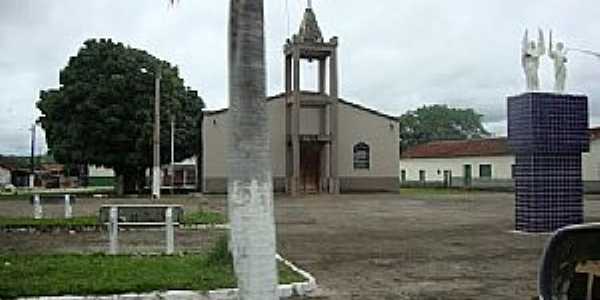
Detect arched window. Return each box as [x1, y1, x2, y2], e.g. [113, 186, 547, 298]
[353, 142, 370, 170]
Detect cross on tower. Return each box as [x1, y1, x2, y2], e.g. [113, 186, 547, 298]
[307, 0, 312, 9]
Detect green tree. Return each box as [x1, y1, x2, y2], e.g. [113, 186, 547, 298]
[399, 104, 490, 152]
[37, 39, 204, 194]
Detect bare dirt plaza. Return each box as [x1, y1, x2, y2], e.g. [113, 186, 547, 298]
[1, 191, 600, 299]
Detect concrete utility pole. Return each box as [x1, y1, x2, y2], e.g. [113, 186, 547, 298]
[170, 115, 175, 195]
[152, 67, 162, 200]
[29, 123, 36, 188]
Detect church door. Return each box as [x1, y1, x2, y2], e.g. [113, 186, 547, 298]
[300, 142, 321, 193]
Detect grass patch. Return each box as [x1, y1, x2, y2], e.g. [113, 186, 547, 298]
[183, 211, 227, 225]
[0, 210, 226, 230]
[0, 216, 98, 231]
[0, 237, 305, 298]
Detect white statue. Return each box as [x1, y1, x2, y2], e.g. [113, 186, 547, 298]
[521, 29, 546, 91]
[549, 30, 568, 93]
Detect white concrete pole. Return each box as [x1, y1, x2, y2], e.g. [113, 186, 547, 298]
[165, 207, 174, 255]
[33, 194, 42, 219]
[109, 207, 119, 255]
[152, 67, 162, 200]
[64, 194, 72, 219]
[170, 115, 175, 194]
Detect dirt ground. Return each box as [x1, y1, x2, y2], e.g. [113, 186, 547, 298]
[2, 191, 600, 299]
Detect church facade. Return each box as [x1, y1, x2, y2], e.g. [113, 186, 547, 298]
[202, 6, 400, 194]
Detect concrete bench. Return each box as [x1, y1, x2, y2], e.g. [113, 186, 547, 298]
[30, 194, 77, 219]
[99, 204, 184, 255]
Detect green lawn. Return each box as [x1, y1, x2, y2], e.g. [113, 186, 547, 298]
[0, 239, 304, 298]
[183, 211, 227, 225]
[0, 216, 98, 230]
[0, 211, 226, 230]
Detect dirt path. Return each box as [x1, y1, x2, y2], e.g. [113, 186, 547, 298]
[275, 192, 600, 300]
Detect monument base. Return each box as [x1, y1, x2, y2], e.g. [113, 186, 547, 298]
[508, 92, 589, 233]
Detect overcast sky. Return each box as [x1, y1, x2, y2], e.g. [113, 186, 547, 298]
[1, 0, 600, 155]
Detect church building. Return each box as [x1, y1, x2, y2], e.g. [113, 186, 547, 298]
[202, 5, 400, 194]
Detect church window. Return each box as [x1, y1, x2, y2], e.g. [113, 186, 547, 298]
[353, 142, 370, 170]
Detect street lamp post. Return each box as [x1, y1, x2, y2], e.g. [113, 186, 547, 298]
[152, 67, 162, 200]
[29, 123, 36, 188]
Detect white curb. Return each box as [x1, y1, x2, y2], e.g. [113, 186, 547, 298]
[17, 254, 317, 300]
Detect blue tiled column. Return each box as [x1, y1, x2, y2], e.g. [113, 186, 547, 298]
[508, 93, 589, 233]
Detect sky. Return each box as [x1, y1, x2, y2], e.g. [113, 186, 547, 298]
[1, 0, 600, 155]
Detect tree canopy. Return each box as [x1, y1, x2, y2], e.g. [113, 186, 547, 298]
[37, 39, 204, 192]
[399, 104, 490, 152]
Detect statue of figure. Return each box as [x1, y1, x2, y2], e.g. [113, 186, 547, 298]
[549, 30, 568, 93]
[521, 29, 546, 91]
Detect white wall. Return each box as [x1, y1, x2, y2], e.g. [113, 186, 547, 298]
[0, 167, 11, 186]
[401, 139, 600, 183]
[299, 107, 322, 135]
[203, 99, 287, 180]
[337, 102, 399, 177]
[88, 165, 115, 177]
[583, 139, 600, 181]
[400, 155, 516, 182]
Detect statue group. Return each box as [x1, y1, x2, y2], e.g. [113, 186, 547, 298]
[522, 29, 568, 93]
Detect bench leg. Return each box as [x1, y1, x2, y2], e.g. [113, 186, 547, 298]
[109, 207, 119, 255]
[33, 195, 43, 219]
[587, 273, 595, 300]
[64, 195, 72, 219]
[166, 207, 174, 255]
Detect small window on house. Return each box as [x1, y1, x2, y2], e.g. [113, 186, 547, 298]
[401, 170, 407, 182]
[419, 170, 426, 183]
[479, 164, 492, 179]
[353, 142, 370, 169]
[511, 164, 516, 178]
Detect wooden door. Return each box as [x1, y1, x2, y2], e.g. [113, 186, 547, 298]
[300, 143, 321, 193]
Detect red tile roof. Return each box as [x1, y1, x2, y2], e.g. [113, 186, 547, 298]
[401, 138, 510, 159]
[402, 127, 600, 159]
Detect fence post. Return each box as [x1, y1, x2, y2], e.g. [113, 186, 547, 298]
[33, 194, 42, 219]
[109, 207, 119, 255]
[64, 194, 72, 219]
[165, 207, 174, 255]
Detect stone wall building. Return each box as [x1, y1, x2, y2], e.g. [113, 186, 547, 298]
[202, 6, 400, 194]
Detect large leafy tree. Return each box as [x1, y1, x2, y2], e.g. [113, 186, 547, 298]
[37, 39, 204, 194]
[399, 104, 490, 152]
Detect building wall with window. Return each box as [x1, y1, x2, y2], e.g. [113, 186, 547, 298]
[400, 155, 516, 190]
[337, 101, 400, 192]
[400, 132, 600, 192]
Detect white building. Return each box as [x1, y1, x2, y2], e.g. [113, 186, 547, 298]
[0, 164, 12, 188]
[400, 128, 600, 193]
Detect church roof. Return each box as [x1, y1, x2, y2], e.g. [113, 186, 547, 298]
[204, 92, 399, 122]
[297, 7, 323, 44]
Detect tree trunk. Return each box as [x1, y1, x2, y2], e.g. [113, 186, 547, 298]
[114, 168, 139, 195]
[227, 1, 278, 299]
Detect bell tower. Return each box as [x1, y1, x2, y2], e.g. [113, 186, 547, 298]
[284, 3, 340, 195]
